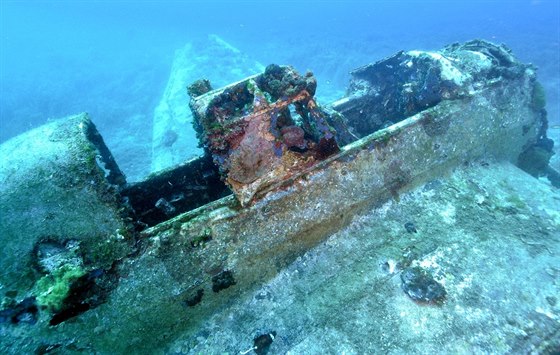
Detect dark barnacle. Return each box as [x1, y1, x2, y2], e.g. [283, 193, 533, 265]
[241, 331, 277, 355]
[187, 79, 213, 98]
[184, 289, 204, 307]
[404, 221, 418, 233]
[190, 233, 213, 248]
[253, 331, 277, 355]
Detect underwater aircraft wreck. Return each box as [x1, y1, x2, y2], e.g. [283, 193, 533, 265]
[0, 40, 558, 353]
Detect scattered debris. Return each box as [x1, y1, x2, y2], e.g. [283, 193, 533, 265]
[401, 267, 446, 304]
[212, 270, 236, 293]
[252, 331, 277, 355]
[34, 343, 63, 354]
[404, 222, 418, 234]
[184, 289, 204, 307]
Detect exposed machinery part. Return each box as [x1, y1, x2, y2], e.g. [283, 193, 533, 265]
[188, 64, 355, 206]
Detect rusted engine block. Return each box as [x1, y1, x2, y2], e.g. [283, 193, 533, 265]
[189, 65, 354, 206]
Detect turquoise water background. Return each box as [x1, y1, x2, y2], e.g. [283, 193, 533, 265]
[1, 0, 559, 175]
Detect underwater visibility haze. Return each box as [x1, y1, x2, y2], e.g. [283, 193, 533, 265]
[1, 0, 559, 179]
[0, 0, 560, 354]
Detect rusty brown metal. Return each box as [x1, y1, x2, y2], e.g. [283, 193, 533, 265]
[190, 65, 344, 206]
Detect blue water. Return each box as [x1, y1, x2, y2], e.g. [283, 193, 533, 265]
[1, 0, 559, 175]
[1, 3, 559, 353]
